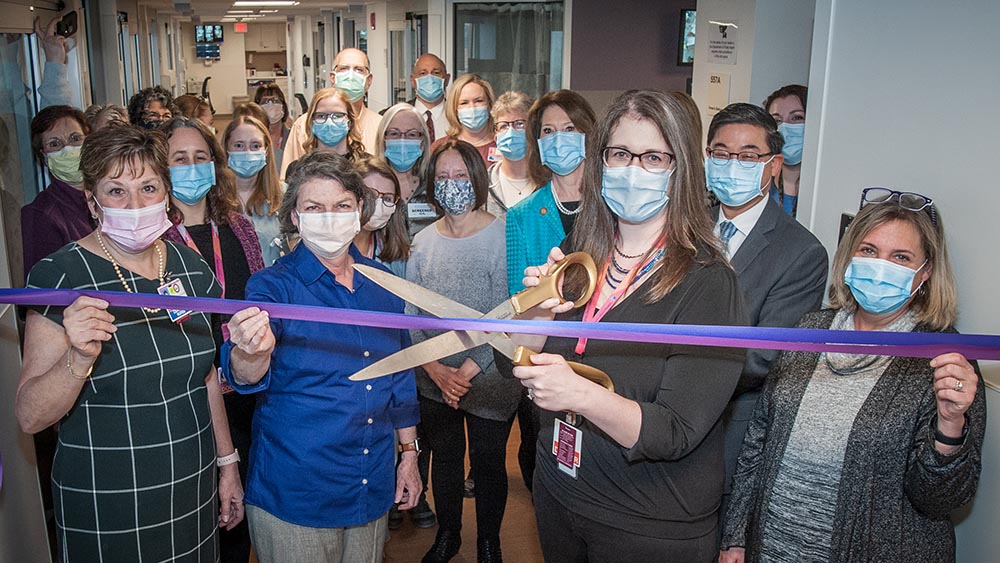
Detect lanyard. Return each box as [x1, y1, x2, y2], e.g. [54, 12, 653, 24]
[176, 222, 225, 299]
[575, 246, 664, 355]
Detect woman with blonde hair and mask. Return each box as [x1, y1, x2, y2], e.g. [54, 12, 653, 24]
[485, 91, 537, 220]
[514, 89, 747, 561]
[279, 87, 369, 178]
[431, 74, 497, 163]
[721, 189, 984, 563]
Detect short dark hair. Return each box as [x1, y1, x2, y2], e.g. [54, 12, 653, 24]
[31, 105, 91, 164]
[707, 102, 784, 155]
[763, 84, 808, 117]
[127, 86, 176, 125]
[423, 139, 489, 215]
[278, 151, 373, 234]
[254, 84, 289, 123]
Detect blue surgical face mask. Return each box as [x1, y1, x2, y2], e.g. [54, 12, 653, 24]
[458, 106, 489, 131]
[228, 150, 268, 178]
[539, 131, 586, 176]
[778, 122, 805, 166]
[415, 75, 445, 103]
[384, 139, 423, 172]
[705, 157, 771, 207]
[170, 162, 217, 205]
[334, 70, 367, 103]
[496, 128, 527, 161]
[844, 256, 927, 315]
[434, 179, 476, 215]
[602, 165, 673, 223]
[312, 118, 350, 147]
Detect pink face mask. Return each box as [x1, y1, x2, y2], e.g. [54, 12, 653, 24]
[95, 199, 173, 252]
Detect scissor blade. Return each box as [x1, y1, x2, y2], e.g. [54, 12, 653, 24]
[481, 299, 518, 321]
[350, 330, 495, 381]
[354, 264, 482, 319]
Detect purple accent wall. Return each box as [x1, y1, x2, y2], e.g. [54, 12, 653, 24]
[570, 0, 695, 93]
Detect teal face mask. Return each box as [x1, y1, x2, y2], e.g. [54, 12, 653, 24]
[705, 157, 771, 207]
[228, 150, 268, 178]
[778, 122, 805, 165]
[415, 75, 445, 103]
[844, 257, 926, 315]
[496, 129, 527, 161]
[334, 70, 367, 103]
[170, 162, 217, 205]
[384, 139, 423, 172]
[312, 118, 350, 147]
[458, 106, 489, 131]
[539, 131, 586, 176]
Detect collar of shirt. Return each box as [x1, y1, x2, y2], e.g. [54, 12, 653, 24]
[289, 241, 370, 289]
[716, 191, 769, 258]
[414, 97, 445, 119]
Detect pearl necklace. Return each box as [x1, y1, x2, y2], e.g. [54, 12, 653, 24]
[553, 193, 581, 215]
[95, 231, 166, 313]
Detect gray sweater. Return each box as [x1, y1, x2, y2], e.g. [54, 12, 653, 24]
[405, 217, 520, 421]
[722, 309, 986, 563]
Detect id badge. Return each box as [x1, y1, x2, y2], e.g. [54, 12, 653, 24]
[218, 369, 235, 394]
[407, 201, 437, 219]
[552, 418, 582, 478]
[487, 146, 502, 163]
[157, 278, 192, 323]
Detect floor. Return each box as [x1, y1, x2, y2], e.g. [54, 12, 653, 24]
[383, 422, 545, 563]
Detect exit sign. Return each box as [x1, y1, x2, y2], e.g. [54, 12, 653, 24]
[234, 22, 248, 33]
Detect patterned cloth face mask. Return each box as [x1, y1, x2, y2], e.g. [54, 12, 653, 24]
[434, 179, 476, 215]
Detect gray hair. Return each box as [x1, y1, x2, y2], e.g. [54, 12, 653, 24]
[278, 151, 374, 234]
[84, 103, 129, 129]
[491, 91, 533, 120]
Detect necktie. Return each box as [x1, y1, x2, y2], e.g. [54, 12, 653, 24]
[720, 220, 738, 244]
[425, 110, 436, 143]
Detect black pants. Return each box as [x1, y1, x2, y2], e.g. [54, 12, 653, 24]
[515, 389, 539, 492]
[534, 480, 718, 563]
[219, 391, 256, 563]
[419, 397, 513, 539]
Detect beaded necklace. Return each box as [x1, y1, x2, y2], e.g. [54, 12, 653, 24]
[95, 230, 165, 313]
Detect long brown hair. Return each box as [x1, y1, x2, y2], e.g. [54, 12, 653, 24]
[161, 116, 241, 226]
[222, 115, 283, 217]
[525, 90, 597, 187]
[567, 90, 723, 303]
[304, 87, 367, 161]
[355, 157, 412, 263]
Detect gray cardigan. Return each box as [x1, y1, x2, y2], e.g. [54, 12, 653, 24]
[721, 310, 986, 563]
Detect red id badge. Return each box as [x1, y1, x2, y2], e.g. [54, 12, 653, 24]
[552, 418, 582, 478]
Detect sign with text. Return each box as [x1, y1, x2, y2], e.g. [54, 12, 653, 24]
[707, 19, 739, 65]
[706, 72, 731, 115]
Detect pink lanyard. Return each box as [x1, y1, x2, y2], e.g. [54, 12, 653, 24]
[574, 246, 664, 355]
[176, 222, 225, 299]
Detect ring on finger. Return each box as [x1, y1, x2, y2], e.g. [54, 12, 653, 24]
[954, 379, 964, 392]
[527, 389, 534, 401]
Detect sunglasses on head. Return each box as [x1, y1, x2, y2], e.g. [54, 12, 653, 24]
[859, 187, 937, 226]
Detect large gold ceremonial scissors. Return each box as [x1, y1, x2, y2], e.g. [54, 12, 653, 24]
[349, 252, 612, 391]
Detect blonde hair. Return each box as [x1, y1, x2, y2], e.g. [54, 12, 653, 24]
[222, 115, 283, 217]
[491, 91, 533, 121]
[829, 201, 957, 329]
[304, 88, 366, 160]
[374, 103, 431, 176]
[567, 90, 723, 303]
[445, 74, 496, 138]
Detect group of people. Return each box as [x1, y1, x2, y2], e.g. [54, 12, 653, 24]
[15, 20, 985, 563]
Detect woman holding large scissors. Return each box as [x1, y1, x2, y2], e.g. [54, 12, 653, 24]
[514, 89, 748, 561]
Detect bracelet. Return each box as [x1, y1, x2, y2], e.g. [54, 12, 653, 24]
[216, 449, 241, 467]
[935, 426, 967, 446]
[66, 349, 93, 380]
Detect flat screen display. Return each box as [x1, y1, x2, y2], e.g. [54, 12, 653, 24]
[678, 10, 696, 65]
[196, 43, 221, 60]
[196, 24, 224, 43]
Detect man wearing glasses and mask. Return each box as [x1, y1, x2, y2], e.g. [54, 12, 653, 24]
[281, 48, 381, 176]
[704, 103, 829, 532]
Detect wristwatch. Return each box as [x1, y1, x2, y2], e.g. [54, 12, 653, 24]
[216, 449, 241, 467]
[398, 439, 422, 454]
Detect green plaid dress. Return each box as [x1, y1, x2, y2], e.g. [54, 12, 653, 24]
[27, 242, 222, 563]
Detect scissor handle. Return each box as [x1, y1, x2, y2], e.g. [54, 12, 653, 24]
[512, 346, 615, 392]
[509, 252, 598, 316]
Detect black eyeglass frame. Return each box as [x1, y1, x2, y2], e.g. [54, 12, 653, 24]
[859, 187, 938, 226]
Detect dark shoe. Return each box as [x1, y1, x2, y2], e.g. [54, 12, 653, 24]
[411, 498, 437, 529]
[421, 529, 462, 563]
[477, 537, 503, 563]
[387, 505, 404, 530]
[463, 478, 475, 498]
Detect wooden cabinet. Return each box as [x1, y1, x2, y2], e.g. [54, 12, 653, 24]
[244, 23, 286, 52]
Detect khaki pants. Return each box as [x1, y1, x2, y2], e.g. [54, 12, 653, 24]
[246, 504, 387, 563]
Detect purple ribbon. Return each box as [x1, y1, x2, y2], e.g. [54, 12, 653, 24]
[5, 288, 1000, 360]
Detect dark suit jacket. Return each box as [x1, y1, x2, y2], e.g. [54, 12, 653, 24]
[715, 196, 829, 396]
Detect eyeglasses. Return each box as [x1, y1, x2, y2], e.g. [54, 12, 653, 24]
[495, 120, 526, 133]
[374, 191, 399, 207]
[860, 187, 937, 225]
[706, 148, 776, 168]
[312, 111, 348, 124]
[260, 98, 282, 106]
[143, 111, 172, 123]
[385, 128, 423, 140]
[602, 147, 675, 171]
[334, 65, 370, 76]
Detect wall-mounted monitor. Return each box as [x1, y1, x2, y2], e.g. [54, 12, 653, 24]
[196, 43, 221, 60]
[678, 9, 696, 66]
[195, 24, 224, 44]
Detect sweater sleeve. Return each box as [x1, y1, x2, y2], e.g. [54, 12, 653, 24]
[623, 265, 748, 463]
[506, 206, 528, 294]
[904, 358, 986, 518]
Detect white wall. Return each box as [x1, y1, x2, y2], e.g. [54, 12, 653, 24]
[367, 1, 391, 111]
[804, 1, 1000, 560]
[180, 22, 247, 115]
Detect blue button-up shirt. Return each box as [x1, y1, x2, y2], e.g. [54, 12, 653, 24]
[220, 243, 419, 528]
